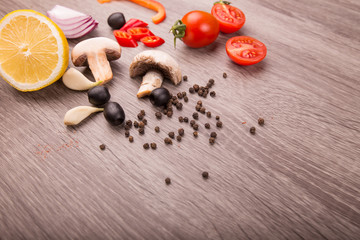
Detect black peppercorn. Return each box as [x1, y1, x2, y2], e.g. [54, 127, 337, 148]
[208, 79, 215, 85]
[209, 137, 215, 145]
[140, 110, 145, 116]
[129, 136, 134, 142]
[183, 117, 189, 123]
[124, 125, 130, 130]
[216, 121, 223, 128]
[134, 121, 139, 128]
[176, 102, 183, 110]
[190, 120, 196, 126]
[165, 177, 171, 184]
[196, 104, 201, 111]
[125, 130, 130, 137]
[167, 111, 173, 117]
[126, 120, 132, 127]
[182, 92, 186, 98]
[176, 135, 182, 142]
[178, 128, 184, 136]
[215, 116, 220, 120]
[168, 132, 175, 139]
[142, 119, 147, 125]
[183, 75, 188, 81]
[258, 118, 265, 126]
[177, 92, 183, 99]
[164, 138, 173, 145]
[210, 132, 217, 138]
[206, 82, 213, 88]
[198, 89, 203, 96]
[223, 72, 227, 78]
[155, 126, 160, 132]
[172, 96, 177, 101]
[143, 143, 149, 149]
[250, 127, 256, 134]
[163, 109, 168, 115]
[173, 99, 179, 105]
[138, 128, 145, 135]
[206, 111, 211, 118]
[202, 171, 209, 179]
[139, 121, 145, 128]
[200, 107, 206, 114]
[189, 87, 195, 93]
[205, 123, 210, 129]
[178, 116, 184, 122]
[193, 84, 200, 92]
[99, 144, 106, 150]
[184, 96, 189, 102]
[155, 112, 162, 119]
[197, 100, 202, 106]
[193, 124, 199, 130]
[192, 112, 199, 120]
[137, 113, 144, 120]
[150, 143, 157, 149]
[210, 91, 216, 97]
[193, 131, 198, 137]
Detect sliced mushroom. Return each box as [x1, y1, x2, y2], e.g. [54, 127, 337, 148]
[71, 37, 121, 84]
[129, 50, 181, 98]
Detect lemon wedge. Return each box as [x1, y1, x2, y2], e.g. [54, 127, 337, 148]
[0, 9, 69, 91]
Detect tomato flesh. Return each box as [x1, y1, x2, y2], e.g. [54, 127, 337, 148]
[181, 11, 219, 48]
[113, 30, 138, 47]
[226, 36, 267, 65]
[141, 36, 165, 48]
[211, 3, 245, 34]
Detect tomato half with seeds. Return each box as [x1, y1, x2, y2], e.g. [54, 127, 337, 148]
[226, 36, 267, 65]
[211, 0, 245, 34]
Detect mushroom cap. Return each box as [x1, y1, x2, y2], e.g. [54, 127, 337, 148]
[71, 37, 121, 66]
[129, 50, 182, 85]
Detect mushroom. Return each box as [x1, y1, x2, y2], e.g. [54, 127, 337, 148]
[129, 50, 181, 98]
[71, 37, 121, 84]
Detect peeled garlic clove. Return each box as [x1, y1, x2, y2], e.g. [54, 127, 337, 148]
[62, 68, 102, 91]
[64, 106, 103, 125]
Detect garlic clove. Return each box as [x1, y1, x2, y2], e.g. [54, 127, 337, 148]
[62, 68, 102, 91]
[64, 106, 103, 125]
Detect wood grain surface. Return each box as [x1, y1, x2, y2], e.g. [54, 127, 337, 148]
[1, 0, 359, 239]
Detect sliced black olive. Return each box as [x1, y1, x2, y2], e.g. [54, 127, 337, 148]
[88, 86, 111, 106]
[149, 88, 171, 107]
[104, 102, 125, 126]
[107, 12, 126, 29]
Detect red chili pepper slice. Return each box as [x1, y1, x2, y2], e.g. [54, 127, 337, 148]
[113, 30, 138, 47]
[140, 36, 165, 48]
[119, 18, 148, 32]
[127, 27, 154, 41]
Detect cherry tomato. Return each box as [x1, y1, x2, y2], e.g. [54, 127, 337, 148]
[170, 11, 219, 48]
[113, 30, 138, 47]
[127, 27, 154, 41]
[211, 1, 245, 34]
[225, 36, 267, 65]
[140, 36, 165, 48]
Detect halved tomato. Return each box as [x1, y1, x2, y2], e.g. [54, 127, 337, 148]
[226, 36, 267, 65]
[211, 1, 245, 34]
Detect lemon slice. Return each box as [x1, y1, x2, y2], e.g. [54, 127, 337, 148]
[0, 9, 69, 91]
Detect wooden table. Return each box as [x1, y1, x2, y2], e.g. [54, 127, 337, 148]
[1, 0, 359, 239]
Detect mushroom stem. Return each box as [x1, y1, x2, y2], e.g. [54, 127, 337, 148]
[137, 70, 163, 98]
[87, 51, 113, 83]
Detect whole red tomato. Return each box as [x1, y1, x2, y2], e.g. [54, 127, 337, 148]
[171, 11, 220, 48]
[211, 0, 246, 34]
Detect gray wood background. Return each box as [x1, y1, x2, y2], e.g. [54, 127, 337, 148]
[1, 0, 359, 239]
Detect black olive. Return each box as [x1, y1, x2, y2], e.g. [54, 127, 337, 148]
[149, 88, 171, 107]
[107, 12, 126, 29]
[104, 102, 125, 126]
[88, 86, 111, 106]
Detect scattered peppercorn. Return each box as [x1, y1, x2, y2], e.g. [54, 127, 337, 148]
[139, 121, 145, 128]
[182, 91, 186, 98]
[150, 143, 157, 149]
[178, 128, 184, 136]
[176, 102, 183, 110]
[155, 112, 162, 119]
[205, 123, 210, 129]
[210, 132, 217, 138]
[184, 96, 189, 102]
[134, 121, 139, 128]
[202, 171, 209, 179]
[124, 125, 130, 130]
[142, 119, 147, 125]
[216, 121, 223, 128]
[172, 95, 177, 101]
[163, 109, 168, 115]
[129, 136, 134, 142]
[137, 113, 144, 120]
[176, 135, 182, 142]
[223, 72, 227, 78]
[155, 126, 160, 132]
[258, 118, 265, 126]
[200, 107, 206, 114]
[190, 120, 196, 127]
[250, 127, 256, 134]
[192, 112, 199, 120]
[209, 137, 215, 145]
[208, 79, 215, 85]
[216, 116, 220, 120]
[138, 128, 145, 135]
[210, 91, 216, 97]
[206, 82, 213, 88]
[126, 120, 132, 127]
[202, 91, 208, 98]
[99, 144, 106, 150]
[206, 111, 211, 118]
[189, 87, 195, 93]
[178, 116, 184, 122]
[168, 132, 175, 139]
[164, 138, 173, 145]
[177, 92, 183, 99]
[193, 131, 198, 137]
[125, 130, 130, 137]
[196, 104, 201, 111]
[183, 117, 189, 123]
[193, 84, 199, 92]
[183, 75, 188, 81]
[198, 89, 203, 96]
[140, 110, 145, 116]
[197, 100, 202, 106]
[143, 143, 149, 149]
[173, 99, 179, 105]
[167, 111, 173, 117]
[193, 124, 199, 130]
[165, 177, 171, 184]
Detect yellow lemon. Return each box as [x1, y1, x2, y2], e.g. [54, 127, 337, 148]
[0, 9, 69, 91]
